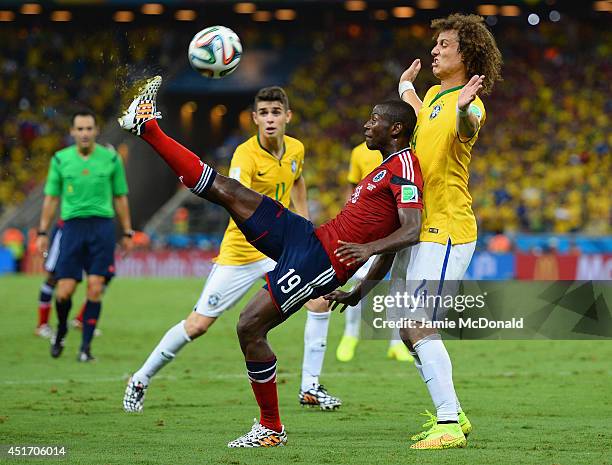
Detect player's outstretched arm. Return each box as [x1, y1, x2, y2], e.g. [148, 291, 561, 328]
[334, 208, 421, 267]
[399, 59, 423, 116]
[457, 74, 485, 141]
[324, 253, 395, 312]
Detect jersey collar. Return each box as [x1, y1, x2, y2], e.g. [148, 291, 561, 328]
[381, 146, 411, 164]
[428, 85, 464, 107]
[256, 134, 286, 162]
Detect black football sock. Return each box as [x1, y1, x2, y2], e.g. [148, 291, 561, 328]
[55, 297, 72, 340]
[80, 301, 101, 353]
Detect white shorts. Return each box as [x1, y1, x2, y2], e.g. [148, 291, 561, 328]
[193, 257, 276, 318]
[390, 239, 476, 321]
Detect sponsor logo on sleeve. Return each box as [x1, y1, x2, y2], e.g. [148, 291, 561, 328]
[401, 185, 418, 203]
[291, 159, 297, 173]
[229, 167, 241, 180]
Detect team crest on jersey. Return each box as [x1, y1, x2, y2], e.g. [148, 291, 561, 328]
[373, 170, 387, 182]
[430, 104, 442, 120]
[291, 159, 297, 173]
[401, 185, 418, 203]
[208, 293, 221, 307]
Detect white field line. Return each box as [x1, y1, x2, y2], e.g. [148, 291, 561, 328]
[0, 372, 371, 386]
[2, 369, 606, 386]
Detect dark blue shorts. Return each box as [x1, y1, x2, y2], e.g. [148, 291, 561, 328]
[54, 217, 116, 281]
[239, 196, 340, 319]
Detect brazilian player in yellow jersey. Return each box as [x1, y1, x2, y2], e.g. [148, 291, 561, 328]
[335, 142, 414, 363]
[346, 141, 382, 187]
[217, 134, 305, 265]
[124, 87, 342, 413]
[394, 14, 502, 449]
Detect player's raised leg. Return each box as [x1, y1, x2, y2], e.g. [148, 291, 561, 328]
[118, 76, 263, 224]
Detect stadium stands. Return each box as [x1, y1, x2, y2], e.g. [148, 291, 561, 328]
[287, 20, 610, 234]
[0, 14, 609, 247]
[0, 27, 170, 214]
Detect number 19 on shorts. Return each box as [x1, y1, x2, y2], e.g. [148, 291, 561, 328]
[277, 268, 301, 294]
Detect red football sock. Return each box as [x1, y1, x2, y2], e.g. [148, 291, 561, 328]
[76, 302, 86, 323]
[141, 120, 205, 189]
[246, 358, 282, 432]
[38, 304, 51, 326]
[250, 377, 282, 433]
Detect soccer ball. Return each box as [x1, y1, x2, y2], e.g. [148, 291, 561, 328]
[187, 26, 242, 79]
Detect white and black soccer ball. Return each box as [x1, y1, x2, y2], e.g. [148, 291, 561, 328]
[188, 26, 242, 79]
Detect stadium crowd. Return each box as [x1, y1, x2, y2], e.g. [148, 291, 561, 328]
[1, 18, 609, 237]
[0, 27, 170, 214]
[287, 19, 611, 234]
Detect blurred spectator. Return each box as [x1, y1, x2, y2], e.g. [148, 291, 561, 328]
[2, 227, 25, 269]
[2, 18, 610, 238]
[488, 233, 513, 253]
[286, 20, 610, 234]
[0, 26, 170, 214]
[132, 231, 151, 250]
[173, 207, 190, 234]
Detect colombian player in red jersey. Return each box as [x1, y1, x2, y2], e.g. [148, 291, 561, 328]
[119, 76, 423, 447]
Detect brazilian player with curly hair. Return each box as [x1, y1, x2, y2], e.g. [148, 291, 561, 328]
[394, 13, 502, 449]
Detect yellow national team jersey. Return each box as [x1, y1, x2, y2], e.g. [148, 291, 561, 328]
[347, 141, 383, 184]
[412, 85, 486, 245]
[215, 135, 305, 265]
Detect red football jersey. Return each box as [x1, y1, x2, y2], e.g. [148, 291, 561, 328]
[315, 148, 423, 283]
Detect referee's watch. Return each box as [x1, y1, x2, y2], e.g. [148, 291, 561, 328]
[123, 230, 135, 238]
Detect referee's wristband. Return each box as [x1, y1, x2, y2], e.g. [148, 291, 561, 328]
[398, 81, 416, 98]
[123, 230, 135, 238]
[37, 230, 47, 237]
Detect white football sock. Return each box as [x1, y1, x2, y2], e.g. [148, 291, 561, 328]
[414, 334, 458, 422]
[343, 303, 361, 339]
[301, 310, 330, 391]
[133, 320, 192, 385]
[410, 350, 426, 381]
[411, 348, 463, 414]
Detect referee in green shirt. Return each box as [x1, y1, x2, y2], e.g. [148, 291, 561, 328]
[37, 110, 133, 362]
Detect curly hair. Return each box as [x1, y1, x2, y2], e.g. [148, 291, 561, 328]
[431, 13, 503, 95]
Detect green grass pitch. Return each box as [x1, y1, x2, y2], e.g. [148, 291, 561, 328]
[1, 275, 610, 465]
